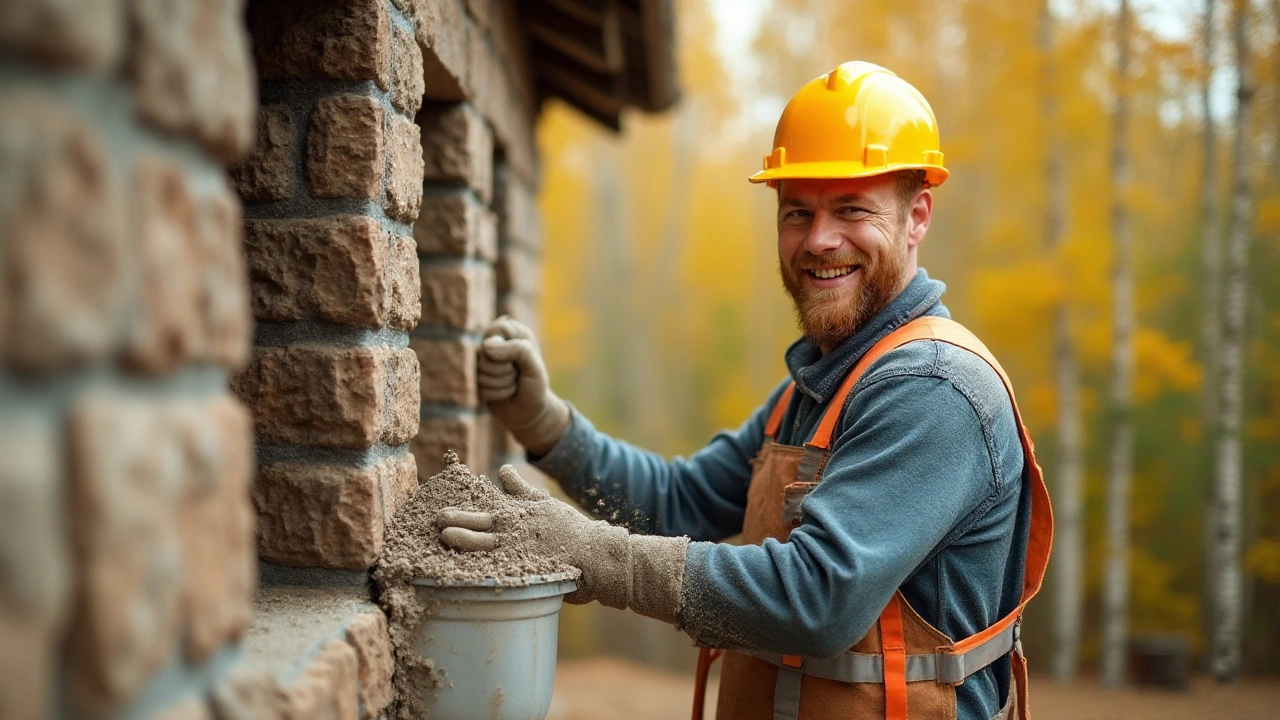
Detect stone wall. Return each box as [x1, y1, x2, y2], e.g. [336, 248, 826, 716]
[0, 0, 546, 719]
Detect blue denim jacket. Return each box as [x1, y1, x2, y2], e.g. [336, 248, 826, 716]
[536, 270, 1030, 720]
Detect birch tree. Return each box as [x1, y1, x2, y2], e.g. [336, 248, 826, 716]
[1102, 0, 1135, 689]
[1210, 0, 1254, 683]
[1041, 0, 1085, 683]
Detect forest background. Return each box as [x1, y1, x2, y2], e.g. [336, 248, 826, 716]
[536, 0, 1280, 677]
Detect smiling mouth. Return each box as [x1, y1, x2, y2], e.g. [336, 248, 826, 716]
[806, 265, 859, 280]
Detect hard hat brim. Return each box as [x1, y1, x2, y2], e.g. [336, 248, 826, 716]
[748, 162, 949, 188]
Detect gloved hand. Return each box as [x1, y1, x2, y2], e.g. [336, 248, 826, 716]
[438, 465, 688, 625]
[478, 316, 571, 457]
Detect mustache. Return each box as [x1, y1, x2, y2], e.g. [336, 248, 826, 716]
[790, 251, 872, 271]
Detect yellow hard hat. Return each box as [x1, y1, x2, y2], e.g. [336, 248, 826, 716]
[749, 61, 948, 188]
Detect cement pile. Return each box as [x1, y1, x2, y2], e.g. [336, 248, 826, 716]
[373, 451, 578, 719]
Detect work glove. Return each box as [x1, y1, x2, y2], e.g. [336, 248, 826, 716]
[438, 465, 688, 626]
[478, 316, 572, 457]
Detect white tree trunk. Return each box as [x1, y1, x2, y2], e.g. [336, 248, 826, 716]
[1102, 0, 1134, 689]
[1041, 0, 1085, 683]
[1210, 0, 1253, 683]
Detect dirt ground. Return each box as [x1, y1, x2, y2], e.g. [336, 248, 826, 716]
[548, 656, 1280, 720]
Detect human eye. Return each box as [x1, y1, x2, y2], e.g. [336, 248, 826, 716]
[837, 205, 869, 216]
[781, 208, 812, 223]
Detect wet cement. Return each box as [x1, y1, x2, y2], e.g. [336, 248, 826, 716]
[373, 452, 579, 719]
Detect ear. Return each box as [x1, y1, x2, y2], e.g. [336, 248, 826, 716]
[906, 189, 932, 249]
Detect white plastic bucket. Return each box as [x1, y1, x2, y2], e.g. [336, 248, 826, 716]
[409, 573, 577, 720]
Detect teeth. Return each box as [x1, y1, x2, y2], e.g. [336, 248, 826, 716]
[811, 266, 855, 279]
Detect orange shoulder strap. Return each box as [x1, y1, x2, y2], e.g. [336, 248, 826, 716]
[825, 316, 1052, 649]
[763, 382, 796, 439]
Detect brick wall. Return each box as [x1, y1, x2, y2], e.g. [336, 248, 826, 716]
[0, 1, 548, 718]
[0, 1, 259, 718]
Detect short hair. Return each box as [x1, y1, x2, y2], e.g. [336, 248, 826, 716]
[894, 169, 927, 216]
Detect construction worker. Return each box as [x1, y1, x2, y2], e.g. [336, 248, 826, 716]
[439, 61, 1052, 720]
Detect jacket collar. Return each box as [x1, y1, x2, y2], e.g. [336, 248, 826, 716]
[784, 269, 948, 404]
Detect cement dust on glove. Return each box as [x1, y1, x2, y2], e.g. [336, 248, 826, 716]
[478, 316, 571, 456]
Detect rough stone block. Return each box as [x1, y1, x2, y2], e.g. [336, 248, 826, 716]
[232, 345, 411, 450]
[179, 396, 256, 663]
[419, 262, 495, 332]
[0, 93, 124, 372]
[0, 0, 122, 71]
[249, 0, 390, 89]
[0, 415, 66, 720]
[496, 246, 541, 298]
[494, 166, 539, 249]
[345, 610, 394, 718]
[210, 668, 282, 720]
[229, 104, 294, 203]
[412, 413, 486, 479]
[151, 696, 213, 720]
[254, 454, 412, 570]
[385, 113, 424, 223]
[66, 394, 186, 717]
[415, 191, 498, 260]
[277, 639, 358, 720]
[127, 152, 203, 374]
[391, 20, 424, 117]
[412, 337, 478, 408]
[419, 102, 493, 203]
[244, 216, 398, 328]
[379, 452, 418, 523]
[384, 347, 421, 445]
[196, 186, 253, 369]
[387, 233, 422, 332]
[308, 95, 384, 200]
[412, 0, 467, 101]
[465, 0, 493, 31]
[129, 0, 256, 161]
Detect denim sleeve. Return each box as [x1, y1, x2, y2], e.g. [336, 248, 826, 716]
[532, 381, 791, 541]
[681, 366, 1004, 657]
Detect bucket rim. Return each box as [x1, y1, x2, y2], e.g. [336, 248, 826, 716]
[411, 569, 579, 589]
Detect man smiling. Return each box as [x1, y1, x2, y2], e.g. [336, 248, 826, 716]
[439, 62, 1052, 720]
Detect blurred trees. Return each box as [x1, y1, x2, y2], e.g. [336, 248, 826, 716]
[540, 0, 1280, 676]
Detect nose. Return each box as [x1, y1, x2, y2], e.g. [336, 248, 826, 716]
[803, 211, 844, 256]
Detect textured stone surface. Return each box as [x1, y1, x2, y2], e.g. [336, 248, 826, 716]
[232, 345, 408, 450]
[0, 0, 122, 71]
[0, 93, 124, 371]
[384, 113, 424, 223]
[0, 416, 66, 720]
[230, 104, 294, 203]
[420, 262, 495, 332]
[151, 695, 213, 720]
[378, 453, 418, 532]
[465, 0, 493, 30]
[249, 0, 390, 88]
[66, 394, 185, 717]
[243, 217, 395, 328]
[412, 413, 485, 478]
[419, 103, 493, 203]
[276, 639, 358, 720]
[210, 669, 282, 720]
[127, 152, 203, 373]
[307, 95, 384, 200]
[345, 610, 394, 717]
[496, 245, 541, 298]
[179, 397, 256, 663]
[415, 191, 498, 260]
[196, 186, 253, 369]
[384, 347, 421, 445]
[253, 454, 413, 570]
[386, 233, 422, 332]
[412, 337, 478, 407]
[390, 20, 424, 116]
[495, 166, 539, 249]
[412, 0, 467, 101]
[129, 0, 256, 161]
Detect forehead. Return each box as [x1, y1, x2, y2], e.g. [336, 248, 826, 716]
[777, 175, 896, 205]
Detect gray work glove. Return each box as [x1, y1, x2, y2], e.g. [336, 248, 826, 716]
[478, 316, 572, 457]
[438, 465, 688, 626]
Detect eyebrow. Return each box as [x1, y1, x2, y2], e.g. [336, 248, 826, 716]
[779, 193, 871, 209]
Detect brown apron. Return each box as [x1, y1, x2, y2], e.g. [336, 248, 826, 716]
[691, 317, 1053, 720]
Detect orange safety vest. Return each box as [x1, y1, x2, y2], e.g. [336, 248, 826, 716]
[691, 317, 1053, 720]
